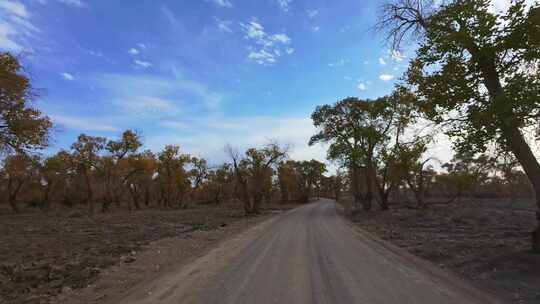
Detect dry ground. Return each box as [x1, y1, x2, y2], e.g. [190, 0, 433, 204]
[0, 202, 295, 304]
[343, 197, 540, 304]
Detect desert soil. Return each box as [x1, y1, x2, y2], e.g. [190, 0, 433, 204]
[0, 202, 294, 304]
[345, 198, 540, 304]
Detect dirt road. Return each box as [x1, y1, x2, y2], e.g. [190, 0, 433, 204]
[113, 200, 502, 304]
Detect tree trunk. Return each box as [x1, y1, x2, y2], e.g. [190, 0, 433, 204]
[502, 125, 540, 252]
[350, 165, 362, 213]
[41, 183, 52, 210]
[478, 55, 540, 252]
[378, 191, 390, 210]
[252, 194, 262, 214]
[362, 164, 374, 211]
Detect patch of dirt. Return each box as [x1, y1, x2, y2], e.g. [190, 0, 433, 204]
[0, 202, 295, 304]
[345, 198, 540, 304]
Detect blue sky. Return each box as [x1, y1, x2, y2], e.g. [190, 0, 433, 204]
[0, 0, 416, 164]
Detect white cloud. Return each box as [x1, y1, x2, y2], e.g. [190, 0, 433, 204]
[276, 0, 292, 12]
[240, 18, 293, 65]
[328, 59, 347, 67]
[344, 76, 353, 81]
[378, 57, 387, 65]
[357, 82, 366, 91]
[0, 23, 21, 50]
[214, 17, 233, 33]
[312, 26, 320, 32]
[240, 20, 266, 40]
[379, 74, 395, 81]
[0, 0, 38, 51]
[57, 0, 87, 8]
[0, 0, 29, 18]
[248, 49, 276, 65]
[128, 48, 139, 55]
[61, 72, 74, 80]
[306, 9, 318, 18]
[51, 115, 119, 132]
[134, 60, 152, 68]
[209, 0, 232, 7]
[86, 49, 103, 57]
[137, 43, 147, 50]
[271, 33, 291, 44]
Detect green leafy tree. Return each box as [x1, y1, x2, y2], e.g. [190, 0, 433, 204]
[310, 97, 397, 212]
[379, 0, 540, 250]
[394, 139, 435, 208]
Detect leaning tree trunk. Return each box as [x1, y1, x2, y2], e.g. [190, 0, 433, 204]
[501, 124, 540, 253]
[479, 57, 540, 253]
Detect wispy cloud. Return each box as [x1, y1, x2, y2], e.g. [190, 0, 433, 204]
[328, 59, 348, 68]
[276, 0, 292, 12]
[240, 18, 293, 65]
[0, 1, 29, 18]
[214, 16, 233, 33]
[357, 82, 366, 90]
[379, 74, 394, 81]
[128, 48, 139, 55]
[208, 0, 232, 7]
[378, 57, 386, 65]
[0, 0, 38, 51]
[61, 72, 74, 80]
[134, 59, 152, 68]
[306, 9, 318, 18]
[51, 115, 119, 132]
[93, 72, 224, 116]
[57, 0, 87, 8]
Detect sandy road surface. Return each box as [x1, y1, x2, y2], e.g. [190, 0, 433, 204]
[114, 200, 502, 304]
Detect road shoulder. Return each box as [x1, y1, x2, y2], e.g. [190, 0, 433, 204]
[53, 210, 286, 304]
